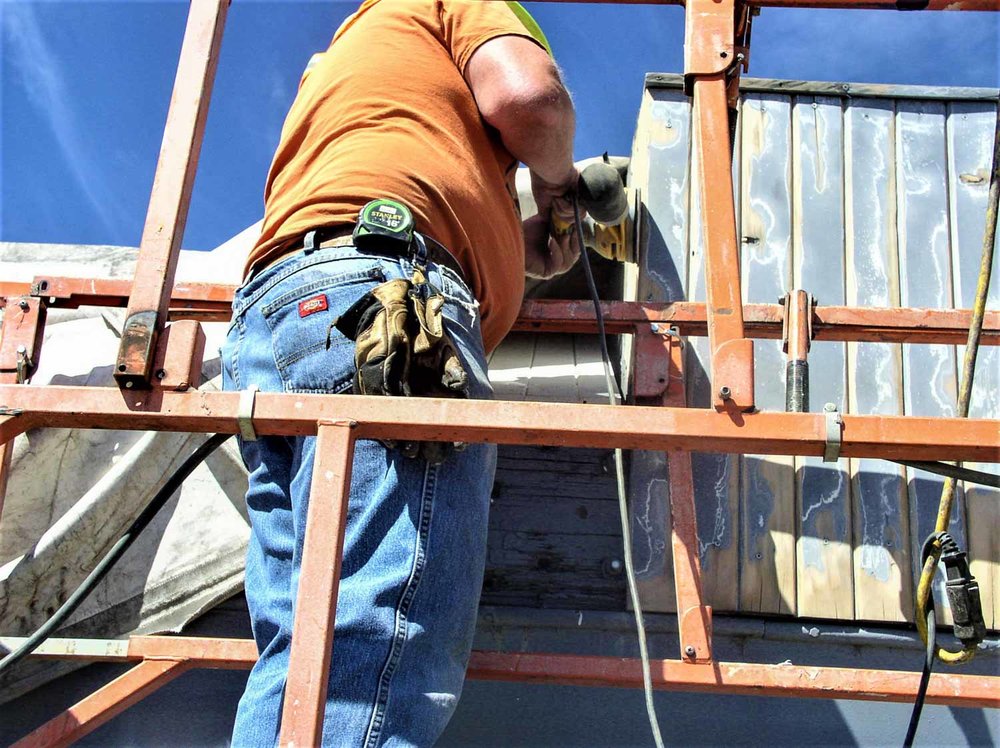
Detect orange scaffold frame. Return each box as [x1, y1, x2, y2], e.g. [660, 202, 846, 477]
[1, 0, 999, 746]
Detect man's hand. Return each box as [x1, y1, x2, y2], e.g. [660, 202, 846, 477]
[531, 169, 578, 221]
[523, 194, 585, 279]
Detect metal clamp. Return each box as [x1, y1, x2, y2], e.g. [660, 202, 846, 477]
[823, 403, 842, 462]
[15, 345, 32, 384]
[650, 323, 684, 347]
[238, 385, 259, 442]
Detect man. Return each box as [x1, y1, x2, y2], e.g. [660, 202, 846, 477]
[221, 1, 581, 745]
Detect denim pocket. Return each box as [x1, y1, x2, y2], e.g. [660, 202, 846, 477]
[262, 266, 384, 393]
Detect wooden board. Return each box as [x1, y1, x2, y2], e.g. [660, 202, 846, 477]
[844, 99, 912, 623]
[946, 100, 1000, 628]
[645, 74, 1000, 104]
[483, 445, 626, 611]
[488, 333, 608, 405]
[896, 101, 965, 627]
[738, 93, 796, 615]
[627, 88, 692, 613]
[620, 83, 998, 629]
[633, 453, 675, 613]
[791, 95, 854, 619]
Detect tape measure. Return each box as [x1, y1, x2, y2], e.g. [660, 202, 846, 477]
[353, 198, 415, 249]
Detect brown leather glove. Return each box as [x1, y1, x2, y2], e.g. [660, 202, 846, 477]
[407, 269, 469, 399]
[335, 278, 412, 396]
[334, 273, 469, 464]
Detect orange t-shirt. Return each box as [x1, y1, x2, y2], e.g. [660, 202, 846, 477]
[246, 0, 547, 353]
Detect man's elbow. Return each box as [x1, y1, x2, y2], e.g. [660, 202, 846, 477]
[480, 79, 574, 142]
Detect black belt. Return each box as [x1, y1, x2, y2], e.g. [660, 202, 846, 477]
[250, 225, 466, 284]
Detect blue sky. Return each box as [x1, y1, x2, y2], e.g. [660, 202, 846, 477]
[1, 1, 997, 251]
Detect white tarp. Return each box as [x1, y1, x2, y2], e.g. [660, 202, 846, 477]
[0, 224, 260, 702]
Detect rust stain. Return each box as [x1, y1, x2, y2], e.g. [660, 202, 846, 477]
[959, 169, 987, 185]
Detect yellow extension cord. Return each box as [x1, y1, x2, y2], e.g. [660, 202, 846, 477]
[914, 103, 999, 666]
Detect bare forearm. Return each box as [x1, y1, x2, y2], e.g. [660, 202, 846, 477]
[465, 36, 577, 199]
[500, 87, 576, 192]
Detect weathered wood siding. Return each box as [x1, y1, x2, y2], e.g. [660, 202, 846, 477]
[483, 334, 627, 610]
[628, 75, 998, 627]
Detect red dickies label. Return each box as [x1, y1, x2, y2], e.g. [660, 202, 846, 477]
[298, 295, 328, 318]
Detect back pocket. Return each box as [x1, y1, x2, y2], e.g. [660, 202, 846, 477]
[262, 267, 384, 393]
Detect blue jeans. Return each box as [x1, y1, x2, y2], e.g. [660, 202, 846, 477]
[221, 244, 497, 747]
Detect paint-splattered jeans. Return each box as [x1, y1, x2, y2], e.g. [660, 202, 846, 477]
[221, 243, 496, 747]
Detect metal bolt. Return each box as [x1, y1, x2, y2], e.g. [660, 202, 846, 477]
[610, 559, 623, 573]
[18, 299, 30, 311]
[824, 402, 837, 413]
[16, 345, 26, 354]
[719, 386, 732, 400]
[684, 646, 697, 658]
[124, 381, 134, 389]
[651, 323, 661, 333]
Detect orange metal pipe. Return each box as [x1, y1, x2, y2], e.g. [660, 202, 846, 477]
[17, 636, 998, 711]
[0, 385, 996, 462]
[11, 660, 191, 748]
[691, 74, 756, 410]
[114, 0, 228, 388]
[465, 651, 1000, 708]
[279, 421, 357, 747]
[8, 278, 1000, 345]
[662, 336, 713, 662]
[0, 296, 45, 523]
[783, 290, 811, 412]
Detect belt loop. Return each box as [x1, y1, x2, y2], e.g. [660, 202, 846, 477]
[303, 230, 319, 255]
[412, 233, 429, 268]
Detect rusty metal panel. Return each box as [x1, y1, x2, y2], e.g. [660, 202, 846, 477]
[791, 95, 853, 619]
[947, 100, 1000, 629]
[738, 93, 796, 615]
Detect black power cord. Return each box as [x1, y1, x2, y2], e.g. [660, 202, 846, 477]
[904, 599, 937, 748]
[904, 532, 944, 748]
[0, 432, 231, 678]
[572, 194, 665, 748]
[903, 531, 987, 747]
[893, 460, 1000, 490]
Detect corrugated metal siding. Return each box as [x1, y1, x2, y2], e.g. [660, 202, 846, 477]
[629, 75, 999, 627]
